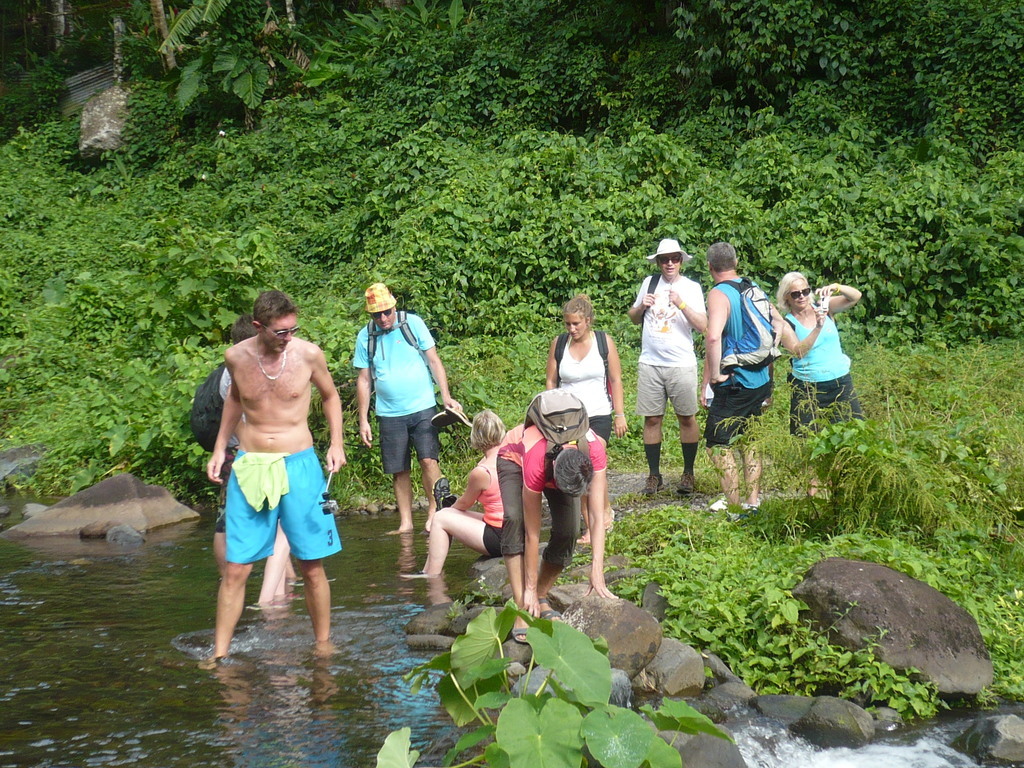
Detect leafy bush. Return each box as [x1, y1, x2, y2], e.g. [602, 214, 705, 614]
[381, 603, 728, 767]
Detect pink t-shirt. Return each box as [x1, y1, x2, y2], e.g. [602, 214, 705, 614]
[498, 424, 608, 493]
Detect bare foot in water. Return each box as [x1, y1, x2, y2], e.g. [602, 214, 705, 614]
[198, 656, 223, 671]
[313, 640, 337, 659]
[386, 527, 415, 535]
[399, 571, 440, 579]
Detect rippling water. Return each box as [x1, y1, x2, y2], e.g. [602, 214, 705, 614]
[1, 497, 1014, 768]
[0, 505, 475, 768]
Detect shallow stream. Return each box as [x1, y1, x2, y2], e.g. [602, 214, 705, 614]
[0, 495, 1012, 767]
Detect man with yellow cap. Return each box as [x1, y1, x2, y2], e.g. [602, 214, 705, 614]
[354, 283, 462, 534]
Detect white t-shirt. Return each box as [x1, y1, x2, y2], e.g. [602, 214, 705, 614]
[558, 338, 611, 418]
[632, 274, 706, 367]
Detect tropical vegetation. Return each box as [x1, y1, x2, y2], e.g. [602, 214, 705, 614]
[2, 0, 1024, 752]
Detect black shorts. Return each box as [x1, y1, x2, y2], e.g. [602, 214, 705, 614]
[588, 414, 612, 442]
[378, 406, 440, 474]
[704, 381, 773, 448]
[789, 373, 864, 435]
[482, 523, 502, 557]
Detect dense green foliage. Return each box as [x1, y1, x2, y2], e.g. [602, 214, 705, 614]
[382, 604, 727, 768]
[2, 0, 1024, 724]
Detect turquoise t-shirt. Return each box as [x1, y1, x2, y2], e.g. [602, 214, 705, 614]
[353, 313, 437, 417]
[786, 313, 851, 382]
[713, 280, 771, 390]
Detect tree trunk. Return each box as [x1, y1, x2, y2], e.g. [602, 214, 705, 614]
[379, 0, 407, 8]
[50, 0, 69, 49]
[149, 0, 177, 70]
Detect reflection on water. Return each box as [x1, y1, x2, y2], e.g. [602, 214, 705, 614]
[0, 508, 477, 768]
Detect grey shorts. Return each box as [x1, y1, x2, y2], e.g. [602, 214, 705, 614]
[378, 406, 440, 474]
[497, 457, 580, 569]
[636, 363, 699, 418]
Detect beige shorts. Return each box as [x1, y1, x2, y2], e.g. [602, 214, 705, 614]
[637, 363, 699, 418]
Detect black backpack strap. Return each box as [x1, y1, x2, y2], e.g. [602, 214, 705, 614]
[643, 274, 661, 317]
[594, 330, 609, 389]
[553, 333, 569, 387]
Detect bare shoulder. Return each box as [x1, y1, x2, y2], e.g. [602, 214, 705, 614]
[224, 338, 254, 365]
[292, 337, 327, 361]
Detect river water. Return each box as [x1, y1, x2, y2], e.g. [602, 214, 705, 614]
[0, 499, 476, 768]
[0, 496, 1010, 768]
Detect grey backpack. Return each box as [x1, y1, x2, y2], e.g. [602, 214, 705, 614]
[524, 389, 590, 459]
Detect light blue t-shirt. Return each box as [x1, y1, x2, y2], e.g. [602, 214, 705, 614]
[353, 313, 436, 417]
[786, 313, 851, 382]
[714, 280, 771, 390]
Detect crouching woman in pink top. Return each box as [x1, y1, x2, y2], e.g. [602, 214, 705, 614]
[498, 400, 617, 640]
[403, 410, 507, 577]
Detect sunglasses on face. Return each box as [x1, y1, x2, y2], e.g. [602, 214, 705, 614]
[372, 309, 394, 320]
[657, 254, 682, 265]
[789, 288, 812, 299]
[267, 325, 300, 338]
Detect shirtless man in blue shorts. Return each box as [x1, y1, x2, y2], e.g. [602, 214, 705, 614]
[206, 290, 346, 660]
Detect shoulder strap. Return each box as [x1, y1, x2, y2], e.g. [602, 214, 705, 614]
[396, 310, 418, 349]
[594, 330, 610, 391]
[642, 274, 661, 317]
[553, 333, 569, 388]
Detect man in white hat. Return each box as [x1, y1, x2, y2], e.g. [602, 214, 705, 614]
[626, 239, 708, 496]
[354, 283, 461, 535]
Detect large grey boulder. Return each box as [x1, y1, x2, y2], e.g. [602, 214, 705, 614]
[792, 557, 992, 696]
[789, 695, 875, 748]
[0, 445, 44, 483]
[404, 603, 456, 636]
[659, 727, 747, 768]
[79, 85, 129, 158]
[562, 596, 662, 679]
[2, 474, 198, 538]
[640, 637, 706, 697]
[952, 714, 1024, 764]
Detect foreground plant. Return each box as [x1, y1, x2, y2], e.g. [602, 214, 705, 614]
[376, 604, 728, 768]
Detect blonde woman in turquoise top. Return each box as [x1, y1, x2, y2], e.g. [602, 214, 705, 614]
[776, 273, 865, 439]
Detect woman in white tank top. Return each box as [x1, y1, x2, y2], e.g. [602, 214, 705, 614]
[545, 295, 627, 544]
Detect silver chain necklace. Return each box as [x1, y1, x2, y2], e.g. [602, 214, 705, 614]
[256, 348, 287, 380]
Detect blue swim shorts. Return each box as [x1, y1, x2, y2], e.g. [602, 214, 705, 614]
[224, 446, 342, 564]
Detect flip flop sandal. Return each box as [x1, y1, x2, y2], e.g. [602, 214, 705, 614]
[538, 599, 562, 621]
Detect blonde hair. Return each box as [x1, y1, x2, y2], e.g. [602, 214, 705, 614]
[776, 271, 809, 311]
[562, 294, 594, 323]
[470, 410, 507, 452]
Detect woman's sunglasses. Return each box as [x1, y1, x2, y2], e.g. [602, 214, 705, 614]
[789, 287, 812, 299]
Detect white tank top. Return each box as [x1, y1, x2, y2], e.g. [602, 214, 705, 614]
[558, 338, 611, 417]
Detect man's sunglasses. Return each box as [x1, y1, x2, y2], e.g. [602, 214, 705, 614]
[789, 288, 813, 299]
[372, 309, 394, 320]
[656, 254, 682, 264]
[267, 325, 300, 338]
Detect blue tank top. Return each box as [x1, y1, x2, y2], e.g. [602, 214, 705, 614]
[786, 313, 851, 382]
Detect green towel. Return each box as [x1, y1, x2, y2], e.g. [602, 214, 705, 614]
[232, 452, 290, 510]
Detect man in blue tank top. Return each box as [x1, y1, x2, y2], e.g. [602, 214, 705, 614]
[701, 242, 776, 516]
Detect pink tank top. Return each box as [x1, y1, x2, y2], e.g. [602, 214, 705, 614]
[476, 454, 504, 529]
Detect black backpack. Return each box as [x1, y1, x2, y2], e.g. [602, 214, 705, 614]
[190, 364, 226, 452]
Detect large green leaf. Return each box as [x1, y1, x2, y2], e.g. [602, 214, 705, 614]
[581, 705, 653, 768]
[375, 727, 419, 768]
[529, 621, 611, 707]
[450, 604, 517, 687]
[496, 698, 583, 768]
[444, 724, 495, 765]
[437, 670, 505, 727]
[642, 735, 682, 768]
[640, 699, 731, 741]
